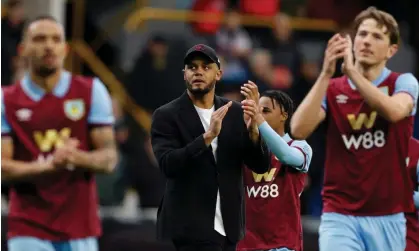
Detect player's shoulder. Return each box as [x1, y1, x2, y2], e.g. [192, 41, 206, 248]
[290, 137, 312, 154]
[70, 73, 96, 88]
[409, 137, 419, 149]
[2, 82, 24, 101]
[1, 82, 22, 97]
[394, 72, 418, 83]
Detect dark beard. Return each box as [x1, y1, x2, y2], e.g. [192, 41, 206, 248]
[36, 66, 57, 78]
[185, 80, 216, 97]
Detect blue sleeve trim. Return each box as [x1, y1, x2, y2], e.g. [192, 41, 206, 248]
[1, 90, 11, 134]
[394, 73, 419, 116]
[88, 78, 115, 125]
[414, 191, 419, 209]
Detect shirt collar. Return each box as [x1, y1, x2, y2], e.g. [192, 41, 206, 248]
[348, 67, 391, 89]
[21, 71, 71, 101]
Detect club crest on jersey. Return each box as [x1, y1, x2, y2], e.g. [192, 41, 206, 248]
[64, 99, 85, 121]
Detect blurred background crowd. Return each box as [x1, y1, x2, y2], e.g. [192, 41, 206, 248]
[1, 0, 418, 250]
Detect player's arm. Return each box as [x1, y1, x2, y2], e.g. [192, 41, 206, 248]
[151, 108, 210, 178]
[64, 79, 118, 173]
[1, 137, 54, 181]
[346, 70, 418, 122]
[290, 34, 347, 139]
[290, 74, 327, 140]
[258, 122, 312, 172]
[1, 91, 53, 180]
[241, 99, 312, 171]
[242, 121, 270, 174]
[66, 127, 118, 173]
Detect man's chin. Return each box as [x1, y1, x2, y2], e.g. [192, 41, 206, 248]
[356, 57, 379, 67]
[188, 87, 211, 95]
[37, 66, 58, 77]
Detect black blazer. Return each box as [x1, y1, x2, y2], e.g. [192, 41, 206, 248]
[151, 92, 270, 243]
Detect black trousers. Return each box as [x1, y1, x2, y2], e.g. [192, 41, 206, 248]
[173, 231, 237, 251]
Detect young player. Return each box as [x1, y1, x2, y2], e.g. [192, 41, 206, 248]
[1, 16, 117, 251]
[290, 7, 418, 251]
[406, 137, 419, 251]
[238, 83, 312, 251]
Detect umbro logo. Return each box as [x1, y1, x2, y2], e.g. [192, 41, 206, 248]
[16, 108, 32, 121]
[336, 94, 348, 104]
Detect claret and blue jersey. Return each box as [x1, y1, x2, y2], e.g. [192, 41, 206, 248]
[1, 71, 114, 243]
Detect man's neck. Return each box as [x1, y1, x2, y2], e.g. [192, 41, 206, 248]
[188, 90, 215, 109]
[354, 61, 386, 82]
[275, 126, 285, 137]
[30, 69, 62, 92]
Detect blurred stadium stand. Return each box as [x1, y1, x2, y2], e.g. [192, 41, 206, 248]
[1, 0, 419, 250]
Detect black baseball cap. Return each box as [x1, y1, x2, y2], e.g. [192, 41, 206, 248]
[184, 44, 221, 69]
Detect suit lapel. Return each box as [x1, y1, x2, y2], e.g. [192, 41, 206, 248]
[177, 92, 232, 163]
[178, 92, 206, 139]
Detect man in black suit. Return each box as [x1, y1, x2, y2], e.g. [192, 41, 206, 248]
[151, 44, 270, 251]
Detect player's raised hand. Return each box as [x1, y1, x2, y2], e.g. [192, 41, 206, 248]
[241, 99, 263, 124]
[322, 33, 348, 77]
[341, 34, 355, 74]
[241, 80, 260, 128]
[241, 99, 263, 143]
[241, 81, 260, 103]
[206, 101, 232, 138]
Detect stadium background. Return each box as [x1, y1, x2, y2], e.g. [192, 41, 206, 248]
[1, 0, 418, 250]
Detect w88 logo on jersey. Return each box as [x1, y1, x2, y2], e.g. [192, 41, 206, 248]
[246, 184, 279, 198]
[342, 130, 386, 150]
[343, 111, 386, 150]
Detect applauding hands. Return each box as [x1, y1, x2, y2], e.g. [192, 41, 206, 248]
[241, 81, 265, 126]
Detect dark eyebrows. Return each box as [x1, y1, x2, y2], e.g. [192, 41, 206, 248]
[186, 62, 212, 68]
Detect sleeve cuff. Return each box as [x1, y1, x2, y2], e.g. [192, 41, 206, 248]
[1, 132, 11, 137]
[185, 134, 210, 158]
[293, 146, 308, 172]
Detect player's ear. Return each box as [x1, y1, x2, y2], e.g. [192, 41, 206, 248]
[182, 68, 186, 80]
[216, 69, 223, 81]
[281, 112, 288, 122]
[386, 44, 398, 60]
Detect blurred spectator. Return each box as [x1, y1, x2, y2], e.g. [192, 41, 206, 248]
[190, 0, 225, 36]
[247, 49, 274, 92]
[215, 8, 252, 85]
[265, 13, 303, 92]
[238, 0, 279, 17]
[126, 35, 184, 112]
[306, 0, 365, 27]
[1, 0, 25, 86]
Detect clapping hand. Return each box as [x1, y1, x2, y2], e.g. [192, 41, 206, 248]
[321, 33, 348, 77]
[203, 101, 232, 146]
[241, 80, 260, 103]
[341, 34, 355, 75]
[241, 81, 260, 129]
[53, 138, 80, 170]
[241, 81, 262, 143]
